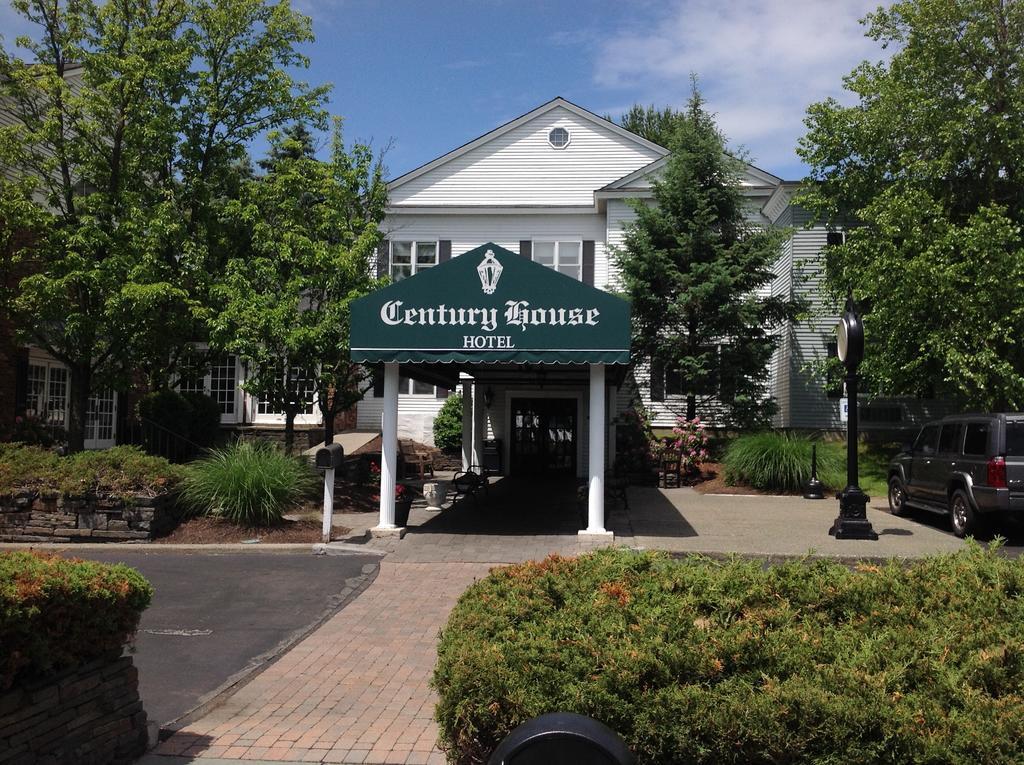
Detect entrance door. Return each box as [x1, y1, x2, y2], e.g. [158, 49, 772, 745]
[510, 398, 576, 476]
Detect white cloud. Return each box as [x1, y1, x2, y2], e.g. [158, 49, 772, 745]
[593, 0, 886, 176]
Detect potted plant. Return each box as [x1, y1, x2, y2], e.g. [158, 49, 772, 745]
[394, 483, 414, 526]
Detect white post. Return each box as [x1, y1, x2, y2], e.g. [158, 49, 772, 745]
[321, 466, 335, 543]
[461, 379, 473, 472]
[582, 363, 610, 536]
[472, 381, 485, 470]
[375, 362, 399, 531]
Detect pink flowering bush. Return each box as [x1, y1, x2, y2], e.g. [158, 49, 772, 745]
[654, 417, 710, 473]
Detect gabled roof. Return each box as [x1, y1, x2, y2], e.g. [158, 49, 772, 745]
[388, 97, 670, 191]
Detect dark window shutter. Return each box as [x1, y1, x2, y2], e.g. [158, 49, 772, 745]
[582, 240, 595, 285]
[13, 349, 29, 415]
[438, 240, 452, 263]
[519, 240, 532, 259]
[650, 358, 665, 402]
[372, 368, 384, 398]
[376, 241, 389, 279]
[435, 386, 450, 399]
[826, 231, 844, 246]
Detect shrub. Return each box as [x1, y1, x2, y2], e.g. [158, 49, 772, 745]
[0, 413, 65, 448]
[433, 394, 463, 452]
[0, 551, 152, 689]
[722, 431, 845, 492]
[137, 389, 193, 438]
[0, 444, 183, 498]
[180, 391, 222, 447]
[179, 441, 318, 526]
[653, 417, 710, 473]
[434, 546, 1024, 765]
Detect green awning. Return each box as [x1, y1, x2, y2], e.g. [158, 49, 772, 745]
[351, 243, 631, 365]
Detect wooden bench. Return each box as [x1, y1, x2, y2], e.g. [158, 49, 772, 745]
[400, 439, 436, 480]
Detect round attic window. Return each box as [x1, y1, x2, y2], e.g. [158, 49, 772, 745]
[548, 127, 570, 149]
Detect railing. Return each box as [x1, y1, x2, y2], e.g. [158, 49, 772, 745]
[117, 416, 204, 464]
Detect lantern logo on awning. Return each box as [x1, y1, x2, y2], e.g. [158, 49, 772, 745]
[477, 250, 503, 294]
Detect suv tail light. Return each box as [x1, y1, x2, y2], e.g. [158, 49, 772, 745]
[987, 456, 1008, 488]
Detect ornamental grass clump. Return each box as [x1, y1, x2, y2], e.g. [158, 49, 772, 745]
[723, 431, 845, 493]
[434, 545, 1024, 765]
[179, 441, 318, 526]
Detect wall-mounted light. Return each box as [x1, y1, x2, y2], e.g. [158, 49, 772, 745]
[484, 386, 495, 408]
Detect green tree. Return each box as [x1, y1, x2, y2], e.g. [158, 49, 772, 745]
[615, 88, 801, 427]
[0, 0, 327, 451]
[433, 394, 463, 453]
[797, 0, 1024, 410]
[211, 119, 387, 453]
[611, 104, 684, 147]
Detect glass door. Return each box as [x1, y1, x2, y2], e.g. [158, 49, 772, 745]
[510, 398, 577, 476]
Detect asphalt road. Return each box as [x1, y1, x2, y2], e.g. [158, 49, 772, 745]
[890, 507, 1024, 558]
[73, 549, 379, 730]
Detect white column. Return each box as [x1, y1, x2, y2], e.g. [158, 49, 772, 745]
[582, 364, 610, 536]
[472, 382, 485, 470]
[375, 362, 399, 530]
[461, 379, 473, 472]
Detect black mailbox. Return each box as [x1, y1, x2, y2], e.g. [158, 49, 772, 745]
[488, 713, 635, 765]
[315, 443, 344, 470]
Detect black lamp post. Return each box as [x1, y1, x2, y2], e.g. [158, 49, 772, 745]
[828, 298, 878, 540]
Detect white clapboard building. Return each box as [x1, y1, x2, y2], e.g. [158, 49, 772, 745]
[355, 97, 950, 453]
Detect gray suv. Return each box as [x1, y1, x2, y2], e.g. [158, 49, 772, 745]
[888, 414, 1024, 537]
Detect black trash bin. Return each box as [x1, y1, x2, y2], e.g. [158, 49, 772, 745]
[482, 439, 503, 475]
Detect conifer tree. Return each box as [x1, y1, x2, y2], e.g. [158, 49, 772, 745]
[615, 87, 801, 427]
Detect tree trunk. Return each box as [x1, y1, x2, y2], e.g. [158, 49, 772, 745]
[686, 394, 696, 422]
[67, 364, 91, 454]
[322, 401, 335, 445]
[284, 410, 296, 455]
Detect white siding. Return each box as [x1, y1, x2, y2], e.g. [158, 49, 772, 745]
[390, 106, 662, 207]
[382, 211, 610, 283]
[604, 199, 638, 291]
[356, 394, 448, 445]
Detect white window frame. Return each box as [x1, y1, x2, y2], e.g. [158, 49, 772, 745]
[27, 348, 117, 449]
[531, 239, 583, 281]
[173, 344, 244, 425]
[547, 126, 571, 149]
[389, 240, 439, 281]
[250, 364, 322, 426]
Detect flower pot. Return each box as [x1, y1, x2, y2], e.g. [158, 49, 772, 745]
[394, 499, 412, 527]
[422, 481, 449, 512]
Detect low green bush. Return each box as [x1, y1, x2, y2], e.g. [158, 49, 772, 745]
[433, 394, 463, 452]
[0, 444, 184, 498]
[179, 441, 318, 526]
[180, 391, 222, 447]
[722, 431, 845, 492]
[434, 546, 1024, 765]
[0, 551, 152, 689]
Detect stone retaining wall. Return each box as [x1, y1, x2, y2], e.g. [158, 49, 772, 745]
[0, 492, 179, 542]
[0, 651, 148, 765]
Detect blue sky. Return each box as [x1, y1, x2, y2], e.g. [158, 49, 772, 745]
[1, 0, 886, 181]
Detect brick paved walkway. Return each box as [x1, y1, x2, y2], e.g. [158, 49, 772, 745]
[153, 561, 492, 764]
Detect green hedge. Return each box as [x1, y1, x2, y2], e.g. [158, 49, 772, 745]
[433, 394, 463, 453]
[0, 551, 153, 689]
[0, 444, 185, 498]
[434, 546, 1024, 765]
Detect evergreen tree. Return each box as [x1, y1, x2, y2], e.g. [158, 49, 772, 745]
[613, 104, 684, 147]
[257, 122, 318, 173]
[615, 88, 801, 427]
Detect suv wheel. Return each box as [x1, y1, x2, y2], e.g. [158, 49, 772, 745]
[949, 489, 977, 538]
[887, 476, 910, 516]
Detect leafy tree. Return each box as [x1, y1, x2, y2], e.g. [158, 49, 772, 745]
[0, 0, 326, 451]
[211, 119, 387, 453]
[797, 0, 1024, 410]
[615, 88, 801, 427]
[258, 122, 318, 172]
[611, 104, 684, 147]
